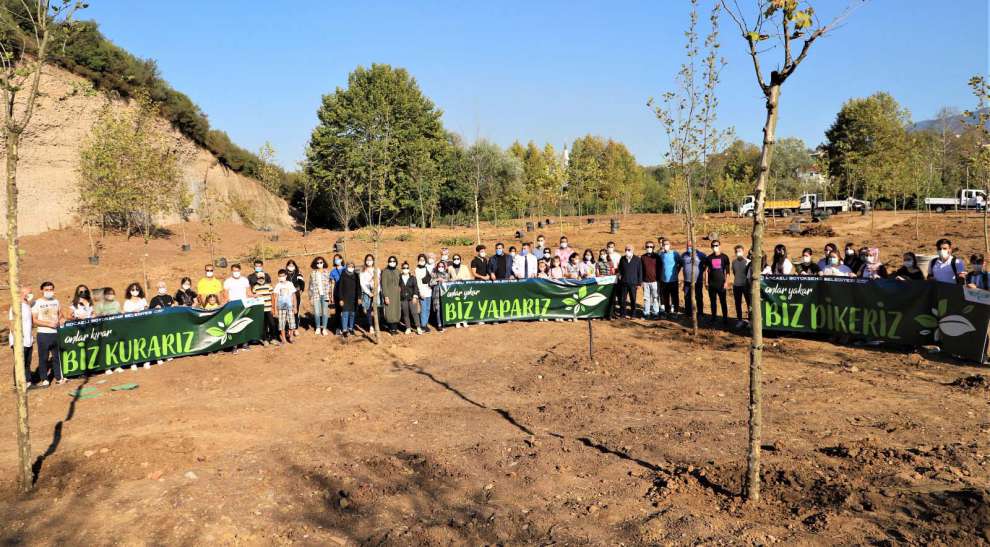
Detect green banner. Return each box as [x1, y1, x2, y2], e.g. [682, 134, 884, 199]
[440, 277, 616, 324]
[761, 276, 990, 362]
[58, 300, 265, 377]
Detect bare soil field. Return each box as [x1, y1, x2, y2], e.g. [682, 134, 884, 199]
[0, 211, 988, 545]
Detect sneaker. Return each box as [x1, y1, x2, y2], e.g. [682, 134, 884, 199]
[143, 363, 151, 369]
[404, 328, 412, 334]
[130, 365, 138, 372]
[104, 370, 113, 376]
[261, 340, 270, 347]
[369, 326, 375, 335]
[114, 367, 124, 374]
[156, 360, 163, 365]
[455, 323, 462, 328]
[40, 380, 49, 387]
[416, 327, 423, 335]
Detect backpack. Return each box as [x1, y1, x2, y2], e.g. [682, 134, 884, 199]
[929, 257, 963, 284]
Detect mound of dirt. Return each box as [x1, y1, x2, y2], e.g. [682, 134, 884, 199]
[801, 223, 836, 237]
[949, 374, 989, 390]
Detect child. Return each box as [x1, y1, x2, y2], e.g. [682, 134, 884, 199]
[204, 293, 221, 310]
[274, 269, 297, 344]
[95, 287, 121, 316]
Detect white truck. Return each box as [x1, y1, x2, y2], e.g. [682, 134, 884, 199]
[924, 188, 987, 213]
[738, 193, 870, 217]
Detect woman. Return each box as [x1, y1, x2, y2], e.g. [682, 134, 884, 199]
[429, 259, 451, 332]
[857, 247, 888, 279]
[414, 254, 433, 331]
[285, 259, 305, 337]
[380, 256, 402, 334]
[71, 293, 93, 320]
[821, 251, 854, 277]
[769, 244, 794, 275]
[96, 287, 122, 316]
[536, 259, 551, 279]
[580, 249, 596, 278]
[448, 254, 472, 281]
[335, 261, 360, 338]
[123, 282, 150, 370]
[892, 252, 924, 281]
[359, 254, 380, 334]
[309, 256, 332, 336]
[549, 256, 565, 279]
[174, 277, 197, 307]
[595, 249, 613, 277]
[399, 261, 421, 334]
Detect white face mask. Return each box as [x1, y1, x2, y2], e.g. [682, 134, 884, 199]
[736, 251, 744, 258]
[288, 265, 295, 272]
[866, 256, 875, 264]
[346, 266, 355, 273]
[802, 256, 811, 264]
[846, 249, 855, 256]
[158, 287, 167, 295]
[130, 290, 140, 297]
[560, 242, 568, 249]
[625, 250, 633, 258]
[206, 271, 214, 278]
[182, 284, 191, 290]
[232, 271, 241, 279]
[479, 251, 487, 258]
[366, 260, 374, 267]
[712, 246, 720, 253]
[427, 259, 435, 265]
[938, 249, 950, 259]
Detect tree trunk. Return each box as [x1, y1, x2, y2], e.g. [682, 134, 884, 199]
[6, 131, 32, 493]
[371, 237, 381, 344]
[747, 83, 781, 504]
[474, 190, 481, 245]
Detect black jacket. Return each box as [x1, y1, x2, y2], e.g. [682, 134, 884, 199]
[334, 271, 360, 311]
[617, 255, 643, 285]
[174, 289, 197, 307]
[149, 294, 174, 309]
[399, 275, 418, 301]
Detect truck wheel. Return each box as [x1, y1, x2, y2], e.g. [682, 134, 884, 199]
[781, 209, 791, 217]
[935, 206, 945, 214]
[745, 211, 754, 218]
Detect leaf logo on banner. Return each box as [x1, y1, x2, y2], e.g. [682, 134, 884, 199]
[914, 298, 976, 341]
[205, 310, 254, 344]
[562, 285, 607, 317]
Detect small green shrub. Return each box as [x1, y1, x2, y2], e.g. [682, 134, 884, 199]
[241, 242, 287, 262]
[395, 233, 413, 242]
[438, 236, 475, 247]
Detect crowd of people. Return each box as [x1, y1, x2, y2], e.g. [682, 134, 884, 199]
[10, 233, 987, 389]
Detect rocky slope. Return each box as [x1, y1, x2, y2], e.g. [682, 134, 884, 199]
[0, 63, 292, 236]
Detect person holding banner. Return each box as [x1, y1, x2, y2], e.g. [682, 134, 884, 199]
[929, 239, 967, 284]
[513, 242, 539, 279]
[617, 245, 643, 319]
[196, 264, 223, 307]
[856, 248, 887, 280]
[769, 244, 795, 275]
[966, 254, 990, 289]
[429, 260, 451, 332]
[174, 278, 197, 307]
[449, 254, 472, 282]
[549, 256, 565, 279]
[893, 252, 925, 281]
[595, 249, 613, 277]
[471, 245, 494, 281]
[489, 243, 513, 281]
[150, 281, 175, 309]
[817, 243, 838, 271]
[821, 251, 853, 277]
[795, 248, 821, 275]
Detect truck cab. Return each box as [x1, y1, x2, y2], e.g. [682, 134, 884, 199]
[738, 195, 756, 217]
[961, 188, 987, 208]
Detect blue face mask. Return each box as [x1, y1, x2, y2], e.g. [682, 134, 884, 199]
[255, 266, 263, 273]
[496, 249, 503, 256]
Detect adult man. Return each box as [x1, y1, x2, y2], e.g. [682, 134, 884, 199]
[489, 242, 514, 280]
[471, 245, 494, 280]
[929, 238, 967, 284]
[554, 236, 572, 266]
[513, 241, 539, 279]
[640, 241, 660, 319]
[681, 242, 706, 320]
[616, 244, 643, 319]
[224, 263, 251, 302]
[703, 240, 731, 324]
[196, 264, 223, 307]
[731, 244, 751, 328]
[658, 238, 680, 317]
[32, 281, 62, 386]
[9, 288, 33, 385]
[534, 235, 548, 260]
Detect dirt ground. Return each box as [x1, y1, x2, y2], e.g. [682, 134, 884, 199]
[1, 211, 988, 545]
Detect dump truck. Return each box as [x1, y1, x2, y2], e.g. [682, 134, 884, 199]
[924, 188, 987, 212]
[737, 193, 870, 217]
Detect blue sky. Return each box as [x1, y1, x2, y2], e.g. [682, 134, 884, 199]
[83, 1, 988, 168]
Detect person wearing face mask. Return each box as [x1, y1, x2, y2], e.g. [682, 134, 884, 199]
[681, 242, 706, 321]
[415, 254, 434, 331]
[658, 239, 681, 318]
[224, 264, 250, 304]
[10, 287, 34, 386]
[842, 242, 862, 272]
[122, 283, 151, 370]
[768, 244, 795, 275]
[534, 236, 547, 260]
[966, 254, 990, 289]
[96, 286, 122, 316]
[329, 254, 346, 284]
[32, 282, 63, 385]
[856, 247, 887, 280]
[248, 259, 272, 289]
[399, 261, 423, 334]
[284, 260, 305, 337]
[249, 267, 278, 346]
[149, 280, 175, 309]
[449, 253, 472, 282]
[595, 248, 613, 277]
[703, 240, 731, 324]
[489, 242, 513, 280]
[429, 260, 451, 331]
[928, 238, 967, 284]
[335, 261, 361, 338]
[439, 248, 451, 268]
[274, 269, 297, 344]
[555, 236, 573, 267]
[640, 241, 660, 319]
[579, 249, 596, 279]
[817, 243, 838, 271]
[821, 251, 853, 277]
[73, 284, 91, 305]
[616, 245, 643, 319]
[380, 255, 403, 334]
[892, 252, 924, 281]
[606, 242, 621, 270]
[170, 279, 194, 308]
[471, 245, 494, 281]
[731, 245, 751, 328]
[794, 248, 821, 276]
[309, 256, 332, 336]
[513, 242, 539, 279]
[196, 264, 222, 307]
[359, 255, 380, 334]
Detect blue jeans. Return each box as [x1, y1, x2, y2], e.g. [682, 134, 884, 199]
[341, 310, 356, 332]
[361, 293, 374, 328]
[312, 297, 329, 329]
[419, 296, 431, 327]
